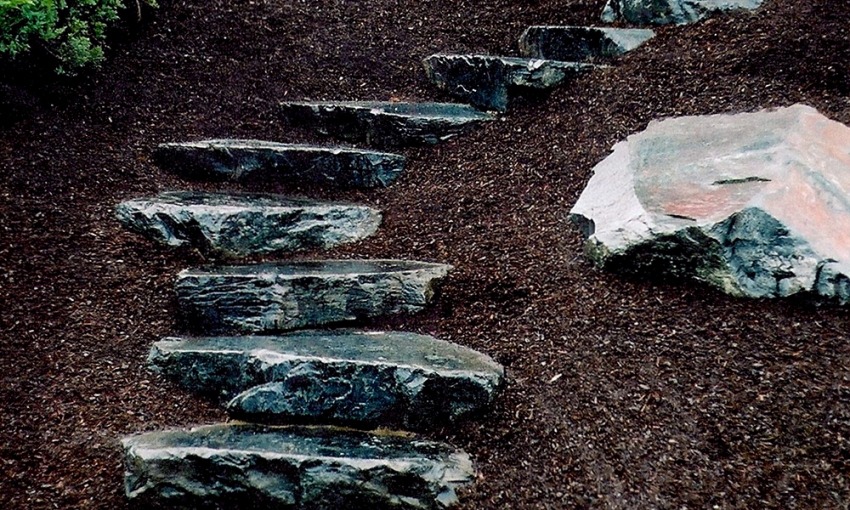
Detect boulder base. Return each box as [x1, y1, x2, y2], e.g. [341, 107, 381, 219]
[122, 423, 475, 509]
[601, 0, 764, 25]
[569, 104, 850, 303]
[149, 331, 504, 430]
[176, 260, 453, 332]
[116, 192, 381, 257]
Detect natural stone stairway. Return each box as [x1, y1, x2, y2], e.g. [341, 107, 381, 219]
[423, 54, 600, 112]
[116, 191, 382, 258]
[149, 331, 505, 430]
[175, 260, 452, 333]
[154, 139, 406, 188]
[280, 101, 494, 146]
[122, 423, 475, 509]
[518, 26, 656, 61]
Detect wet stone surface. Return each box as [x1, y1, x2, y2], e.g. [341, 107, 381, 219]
[148, 330, 505, 430]
[601, 0, 765, 25]
[279, 101, 494, 146]
[153, 139, 406, 188]
[115, 191, 381, 258]
[518, 26, 655, 61]
[175, 260, 453, 332]
[122, 423, 475, 509]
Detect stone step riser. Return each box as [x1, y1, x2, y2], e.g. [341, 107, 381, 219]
[518, 26, 655, 61]
[153, 139, 406, 188]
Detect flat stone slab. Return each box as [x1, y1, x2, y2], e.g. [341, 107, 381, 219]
[423, 54, 600, 112]
[149, 331, 504, 430]
[116, 192, 381, 258]
[518, 26, 655, 61]
[153, 139, 405, 188]
[569, 104, 850, 304]
[602, 0, 764, 25]
[279, 101, 494, 147]
[176, 260, 453, 332]
[122, 423, 475, 509]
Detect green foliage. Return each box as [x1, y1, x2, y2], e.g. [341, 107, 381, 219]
[0, 0, 156, 74]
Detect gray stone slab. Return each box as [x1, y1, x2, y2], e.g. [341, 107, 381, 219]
[423, 54, 600, 112]
[153, 139, 406, 188]
[518, 26, 655, 61]
[601, 0, 764, 25]
[148, 331, 504, 430]
[122, 423, 475, 509]
[279, 101, 494, 147]
[176, 260, 453, 333]
[116, 192, 381, 258]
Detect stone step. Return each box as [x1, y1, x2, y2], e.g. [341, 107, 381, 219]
[423, 54, 601, 112]
[176, 260, 452, 333]
[116, 192, 381, 258]
[153, 139, 405, 188]
[149, 330, 505, 430]
[122, 423, 475, 509]
[518, 26, 656, 61]
[279, 101, 494, 147]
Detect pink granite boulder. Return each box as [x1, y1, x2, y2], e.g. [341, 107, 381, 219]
[570, 104, 850, 303]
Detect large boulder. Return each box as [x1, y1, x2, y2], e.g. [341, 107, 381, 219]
[116, 192, 381, 258]
[148, 331, 505, 430]
[176, 260, 453, 332]
[280, 101, 494, 147]
[601, 0, 764, 25]
[569, 104, 850, 303]
[423, 54, 599, 112]
[122, 423, 475, 509]
[518, 26, 656, 61]
[153, 140, 406, 188]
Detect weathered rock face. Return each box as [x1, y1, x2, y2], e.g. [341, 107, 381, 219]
[153, 139, 406, 188]
[601, 0, 764, 25]
[423, 54, 599, 112]
[148, 331, 504, 430]
[569, 104, 850, 304]
[280, 101, 494, 147]
[122, 423, 475, 509]
[176, 260, 453, 332]
[518, 26, 656, 61]
[115, 192, 381, 258]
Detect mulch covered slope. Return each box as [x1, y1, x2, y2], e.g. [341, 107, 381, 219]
[1, 0, 849, 508]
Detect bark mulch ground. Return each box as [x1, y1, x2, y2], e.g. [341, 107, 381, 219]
[1, 0, 849, 508]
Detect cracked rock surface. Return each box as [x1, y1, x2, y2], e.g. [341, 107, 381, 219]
[280, 101, 494, 146]
[423, 54, 599, 112]
[518, 26, 656, 61]
[176, 259, 453, 332]
[115, 191, 381, 258]
[122, 423, 475, 509]
[152, 139, 406, 188]
[148, 330, 505, 430]
[569, 104, 850, 303]
[601, 0, 764, 25]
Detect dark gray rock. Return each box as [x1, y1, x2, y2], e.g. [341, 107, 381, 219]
[518, 26, 655, 61]
[148, 331, 505, 430]
[279, 101, 494, 147]
[601, 0, 764, 25]
[423, 54, 600, 112]
[153, 139, 405, 188]
[569, 104, 850, 303]
[176, 260, 453, 332]
[122, 423, 475, 509]
[116, 192, 381, 258]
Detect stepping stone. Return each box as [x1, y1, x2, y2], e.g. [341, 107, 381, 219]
[423, 54, 600, 112]
[601, 0, 764, 25]
[149, 331, 505, 430]
[116, 192, 381, 258]
[279, 101, 494, 147]
[176, 260, 452, 333]
[122, 423, 475, 509]
[152, 139, 405, 188]
[518, 26, 656, 61]
[570, 104, 850, 304]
